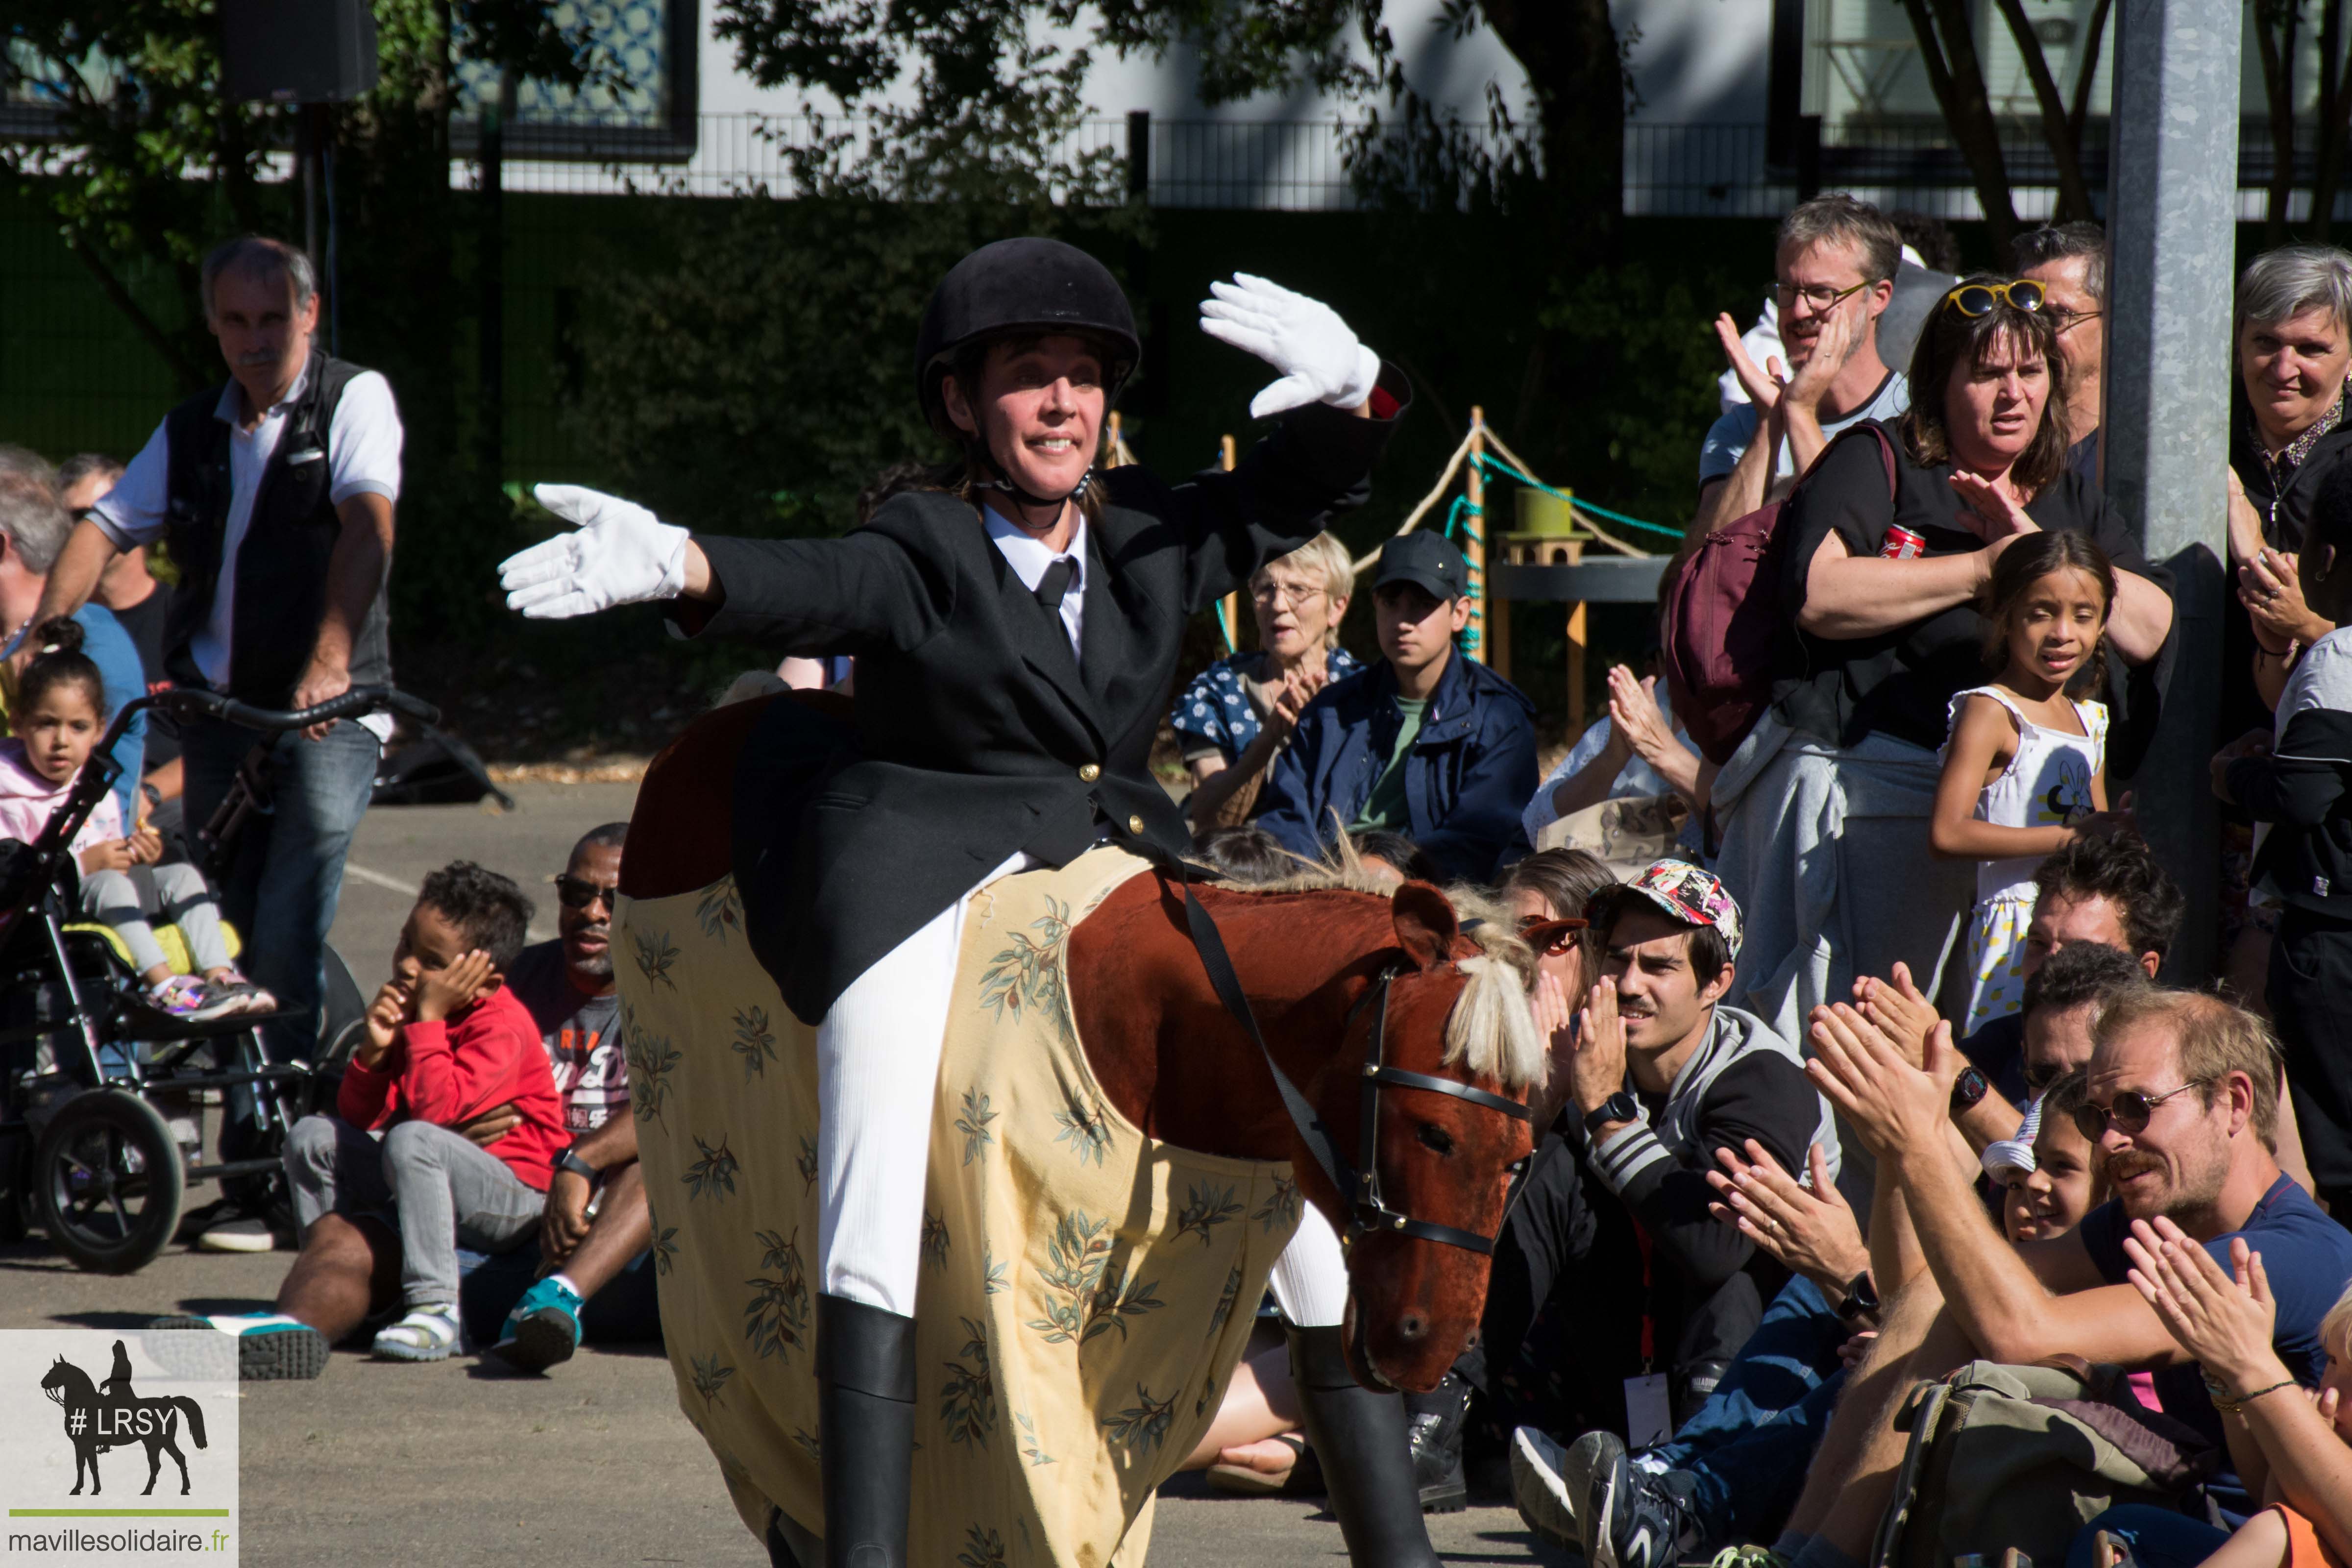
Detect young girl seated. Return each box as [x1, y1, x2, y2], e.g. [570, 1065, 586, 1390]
[1930, 532, 2115, 1034]
[1997, 1069, 2107, 1245]
[0, 619, 270, 1020]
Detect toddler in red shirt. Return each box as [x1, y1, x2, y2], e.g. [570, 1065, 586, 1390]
[293, 861, 563, 1362]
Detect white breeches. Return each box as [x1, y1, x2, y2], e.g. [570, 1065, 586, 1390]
[813, 852, 1355, 1329]
[1268, 1203, 1350, 1327]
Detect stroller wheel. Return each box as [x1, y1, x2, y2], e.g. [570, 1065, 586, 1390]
[34, 1090, 185, 1274]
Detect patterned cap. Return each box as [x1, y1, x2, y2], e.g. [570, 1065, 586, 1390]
[1617, 858, 1743, 962]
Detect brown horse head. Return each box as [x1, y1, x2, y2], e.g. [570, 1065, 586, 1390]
[1301, 880, 1543, 1395]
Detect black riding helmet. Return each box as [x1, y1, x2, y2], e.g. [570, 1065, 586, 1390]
[914, 238, 1142, 446]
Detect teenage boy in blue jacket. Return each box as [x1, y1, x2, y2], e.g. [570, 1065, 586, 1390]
[1259, 532, 1537, 882]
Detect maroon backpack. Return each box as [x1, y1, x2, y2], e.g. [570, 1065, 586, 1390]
[1660, 422, 1899, 765]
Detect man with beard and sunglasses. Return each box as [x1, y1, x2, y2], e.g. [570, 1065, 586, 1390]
[1777, 989, 2352, 1568]
[461, 823, 661, 1371]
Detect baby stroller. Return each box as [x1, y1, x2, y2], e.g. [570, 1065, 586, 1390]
[0, 684, 437, 1273]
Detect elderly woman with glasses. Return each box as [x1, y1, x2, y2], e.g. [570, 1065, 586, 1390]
[1173, 529, 1359, 827]
[1712, 274, 2174, 1058]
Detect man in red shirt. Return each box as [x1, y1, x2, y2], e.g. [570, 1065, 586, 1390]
[153, 861, 561, 1377]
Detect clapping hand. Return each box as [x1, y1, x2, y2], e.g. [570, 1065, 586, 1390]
[1805, 1004, 1959, 1161]
[1605, 665, 1679, 769]
[2241, 548, 2328, 648]
[1266, 664, 1328, 735]
[1853, 961, 1939, 1071]
[1714, 316, 1783, 413]
[1569, 978, 1629, 1124]
[1199, 275, 1380, 419]
[1705, 1141, 1867, 1292]
[2122, 1217, 2287, 1395]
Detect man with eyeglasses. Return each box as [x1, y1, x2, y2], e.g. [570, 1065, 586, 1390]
[2010, 222, 2109, 480]
[1772, 989, 2352, 1568]
[1695, 196, 1914, 539]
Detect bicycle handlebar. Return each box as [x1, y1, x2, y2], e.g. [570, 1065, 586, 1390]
[148, 685, 441, 733]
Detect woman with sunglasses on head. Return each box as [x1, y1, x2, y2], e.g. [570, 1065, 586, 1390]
[1713, 275, 2174, 1055]
[1175, 530, 1360, 829]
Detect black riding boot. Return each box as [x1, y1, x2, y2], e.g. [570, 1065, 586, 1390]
[816, 1294, 917, 1568]
[1287, 1323, 1444, 1568]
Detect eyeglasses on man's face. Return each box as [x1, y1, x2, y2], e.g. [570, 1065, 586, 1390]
[554, 874, 618, 912]
[2071, 1079, 2212, 1141]
[1773, 277, 1872, 313]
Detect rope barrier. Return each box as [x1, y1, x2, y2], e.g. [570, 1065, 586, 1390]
[1351, 424, 1479, 576]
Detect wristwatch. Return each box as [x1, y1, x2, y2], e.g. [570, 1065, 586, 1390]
[1584, 1092, 1642, 1136]
[1836, 1270, 1881, 1323]
[139, 782, 164, 812]
[555, 1147, 599, 1182]
[1949, 1065, 1991, 1114]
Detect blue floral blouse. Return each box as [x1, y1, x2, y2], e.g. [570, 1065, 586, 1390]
[1170, 647, 1364, 765]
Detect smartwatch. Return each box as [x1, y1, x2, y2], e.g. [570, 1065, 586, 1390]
[1836, 1270, 1881, 1323]
[1948, 1065, 1990, 1115]
[555, 1148, 599, 1182]
[1584, 1092, 1642, 1136]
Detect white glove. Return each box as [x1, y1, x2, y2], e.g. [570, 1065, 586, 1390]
[500, 484, 691, 620]
[1199, 273, 1381, 419]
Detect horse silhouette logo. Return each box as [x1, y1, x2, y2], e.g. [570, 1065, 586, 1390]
[38, 1340, 209, 1495]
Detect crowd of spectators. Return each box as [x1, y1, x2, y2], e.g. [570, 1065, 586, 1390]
[15, 197, 2352, 1568]
[1150, 191, 2352, 1568]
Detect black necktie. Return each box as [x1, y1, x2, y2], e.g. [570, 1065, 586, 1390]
[1035, 557, 1077, 611]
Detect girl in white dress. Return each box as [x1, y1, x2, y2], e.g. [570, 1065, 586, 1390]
[1930, 531, 2116, 1033]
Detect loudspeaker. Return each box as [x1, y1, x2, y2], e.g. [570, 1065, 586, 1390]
[222, 0, 379, 103]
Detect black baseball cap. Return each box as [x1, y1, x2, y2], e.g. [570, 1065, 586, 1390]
[1373, 532, 1469, 602]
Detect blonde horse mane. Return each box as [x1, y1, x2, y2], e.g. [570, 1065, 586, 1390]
[1210, 839, 1545, 1093]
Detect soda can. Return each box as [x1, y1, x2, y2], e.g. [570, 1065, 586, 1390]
[1881, 524, 1927, 561]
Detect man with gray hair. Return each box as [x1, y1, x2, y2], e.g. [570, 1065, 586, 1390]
[0, 467, 147, 822]
[1696, 195, 1914, 538]
[23, 232, 405, 1251]
[2011, 221, 2108, 478]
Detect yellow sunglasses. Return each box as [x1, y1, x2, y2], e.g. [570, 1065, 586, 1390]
[1942, 279, 2048, 319]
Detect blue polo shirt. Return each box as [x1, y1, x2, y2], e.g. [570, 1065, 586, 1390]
[2079, 1175, 2352, 1519]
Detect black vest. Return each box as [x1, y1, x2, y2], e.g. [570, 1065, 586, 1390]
[161, 353, 393, 705]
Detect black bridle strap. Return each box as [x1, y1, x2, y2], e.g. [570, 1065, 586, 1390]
[1176, 877, 1362, 1213]
[1371, 1068, 1533, 1122]
[1167, 863, 1531, 1257]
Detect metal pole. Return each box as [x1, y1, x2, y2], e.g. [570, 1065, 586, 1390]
[2102, 0, 2241, 984]
[480, 68, 513, 481]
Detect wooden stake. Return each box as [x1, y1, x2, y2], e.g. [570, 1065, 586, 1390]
[1218, 434, 1240, 652]
[1105, 411, 1126, 466]
[1465, 407, 1487, 661]
[1567, 600, 1589, 734]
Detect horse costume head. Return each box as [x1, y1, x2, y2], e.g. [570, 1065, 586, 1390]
[1299, 879, 1544, 1394]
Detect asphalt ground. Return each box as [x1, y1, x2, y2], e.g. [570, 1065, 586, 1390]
[2, 781, 1560, 1566]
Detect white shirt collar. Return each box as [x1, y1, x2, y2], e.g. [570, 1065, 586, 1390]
[980, 503, 1086, 596]
[214, 364, 310, 427]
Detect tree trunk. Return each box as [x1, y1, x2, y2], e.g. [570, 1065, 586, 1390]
[2068, 0, 2116, 155]
[1992, 0, 2096, 220]
[1476, 0, 1624, 264]
[2316, 0, 2350, 237]
[1902, 0, 2020, 248]
[2254, 1, 2301, 243]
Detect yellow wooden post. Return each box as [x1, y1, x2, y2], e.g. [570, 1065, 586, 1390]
[1105, 412, 1126, 466]
[1567, 601, 1589, 734]
[1465, 408, 1487, 662]
[1217, 435, 1242, 652]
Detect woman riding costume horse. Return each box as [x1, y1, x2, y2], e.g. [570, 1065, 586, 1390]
[501, 240, 1507, 1567]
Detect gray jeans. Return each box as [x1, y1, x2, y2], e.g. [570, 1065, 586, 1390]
[80, 862, 232, 978]
[284, 1114, 545, 1309]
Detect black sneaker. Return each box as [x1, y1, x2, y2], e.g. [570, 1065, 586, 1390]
[1403, 1370, 1471, 1512]
[147, 1313, 330, 1381]
[1565, 1430, 1702, 1568]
